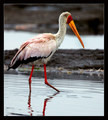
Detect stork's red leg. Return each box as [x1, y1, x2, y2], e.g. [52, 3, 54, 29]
[44, 64, 60, 92]
[29, 65, 34, 90]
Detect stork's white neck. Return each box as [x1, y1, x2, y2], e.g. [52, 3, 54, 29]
[55, 17, 67, 48]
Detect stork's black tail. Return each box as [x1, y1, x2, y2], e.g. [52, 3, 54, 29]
[7, 59, 21, 71]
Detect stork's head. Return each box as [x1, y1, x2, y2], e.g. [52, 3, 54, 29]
[60, 12, 84, 48]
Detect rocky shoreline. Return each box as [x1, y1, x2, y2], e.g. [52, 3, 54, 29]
[4, 49, 104, 81]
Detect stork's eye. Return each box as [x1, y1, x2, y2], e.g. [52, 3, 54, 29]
[64, 14, 69, 18]
[64, 14, 67, 17]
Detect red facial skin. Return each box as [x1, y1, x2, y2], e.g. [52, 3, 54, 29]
[67, 15, 73, 24]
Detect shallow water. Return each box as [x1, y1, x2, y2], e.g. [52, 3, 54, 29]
[4, 74, 104, 116]
[4, 30, 104, 50]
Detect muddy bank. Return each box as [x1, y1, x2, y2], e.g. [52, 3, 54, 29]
[4, 4, 104, 35]
[4, 49, 104, 80]
[4, 49, 104, 70]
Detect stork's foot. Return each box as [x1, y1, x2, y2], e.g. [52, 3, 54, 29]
[45, 81, 60, 92]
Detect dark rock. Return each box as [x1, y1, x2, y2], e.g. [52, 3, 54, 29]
[4, 49, 104, 70]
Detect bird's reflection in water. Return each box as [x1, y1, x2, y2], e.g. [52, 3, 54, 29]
[42, 92, 59, 116]
[28, 82, 59, 116]
[28, 83, 33, 116]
